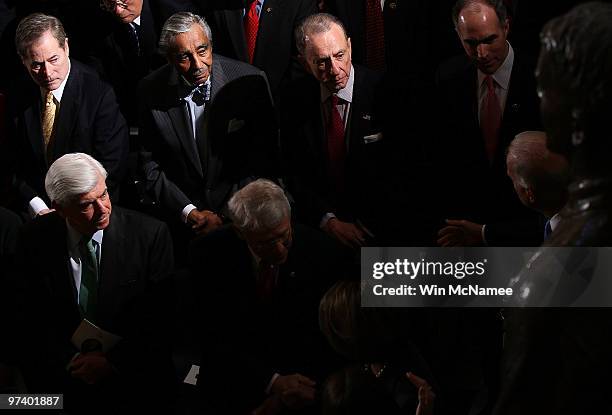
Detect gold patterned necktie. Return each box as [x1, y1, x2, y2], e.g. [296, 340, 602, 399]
[41, 90, 57, 162]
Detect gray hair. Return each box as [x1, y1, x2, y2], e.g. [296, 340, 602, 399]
[295, 12, 348, 56]
[45, 153, 108, 206]
[15, 13, 67, 58]
[227, 179, 291, 232]
[159, 12, 212, 56]
[507, 131, 569, 192]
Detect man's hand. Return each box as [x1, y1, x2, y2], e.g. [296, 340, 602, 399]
[406, 372, 435, 415]
[437, 219, 484, 247]
[187, 209, 223, 236]
[270, 373, 316, 410]
[323, 218, 366, 248]
[68, 352, 114, 384]
[37, 208, 55, 216]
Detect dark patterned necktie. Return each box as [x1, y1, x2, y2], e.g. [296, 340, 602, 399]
[365, 0, 385, 71]
[481, 76, 502, 163]
[327, 94, 346, 194]
[79, 238, 99, 322]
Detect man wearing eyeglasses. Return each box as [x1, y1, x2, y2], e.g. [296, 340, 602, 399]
[190, 179, 349, 414]
[88, 0, 165, 125]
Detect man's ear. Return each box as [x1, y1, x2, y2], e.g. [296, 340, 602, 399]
[64, 37, 70, 57]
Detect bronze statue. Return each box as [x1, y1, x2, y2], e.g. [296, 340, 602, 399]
[496, 3, 612, 414]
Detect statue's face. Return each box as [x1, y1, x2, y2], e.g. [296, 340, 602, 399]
[536, 49, 573, 157]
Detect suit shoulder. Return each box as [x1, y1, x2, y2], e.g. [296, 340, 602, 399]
[139, 64, 174, 100]
[111, 206, 169, 235]
[216, 54, 264, 78]
[436, 54, 473, 84]
[71, 59, 114, 94]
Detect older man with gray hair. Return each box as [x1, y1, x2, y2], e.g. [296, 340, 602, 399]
[138, 12, 276, 261]
[13, 153, 175, 412]
[191, 178, 349, 414]
[282, 12, 385, 251]
[438, 131, 568, 246]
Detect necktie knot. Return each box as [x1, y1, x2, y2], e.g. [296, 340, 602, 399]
[485, 75, 496, 92]
[45, 90, 54, 106]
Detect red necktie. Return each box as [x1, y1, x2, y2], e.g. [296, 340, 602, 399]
[365, 0, 385, 71]
[481, 76, 502, 163]
[256, 262, 278, 303]
[327, 95, 346, 194]
[244, 0, 260, 64]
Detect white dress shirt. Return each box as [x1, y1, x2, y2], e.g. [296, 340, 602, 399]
[477, 42, 514, 125]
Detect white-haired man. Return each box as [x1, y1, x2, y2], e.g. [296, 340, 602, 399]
[13, 153, 175, 413]
[190, 178, 348, 414]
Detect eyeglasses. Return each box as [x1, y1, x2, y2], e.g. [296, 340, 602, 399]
[100, 0, 129, 12]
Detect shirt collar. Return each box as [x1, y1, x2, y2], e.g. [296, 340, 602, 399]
[133, 15, 141, 26]
[478, 41, 514, 91]
[549, 212, 561, 232]
[66, 219, 104, 250]
[41, 59, 71, 104]
[320, 64, 355, 104]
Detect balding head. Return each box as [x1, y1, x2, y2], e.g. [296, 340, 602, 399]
[506, 131, 569, 217]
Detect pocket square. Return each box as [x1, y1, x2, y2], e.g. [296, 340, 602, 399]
[363, 132, 383, 144]
[227, 118, 246, 134]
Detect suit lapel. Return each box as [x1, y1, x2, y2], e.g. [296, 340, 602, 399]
[23, 95, 47, 171]
[223, 9, 249, 62]
[52, 63, 80, 160]
[97, 209, 124, 323]
[256, 0, 279, 62]
[139, 0, 158, 60]
[165, 70, 204, 177]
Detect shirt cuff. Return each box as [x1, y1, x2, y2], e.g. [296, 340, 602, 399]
[319, 212, 336, 229]
[481, 224, 488, 246]
[266, 373, 281, 395]
[181, 204, 197, 224]
[28, 197, 49, 218]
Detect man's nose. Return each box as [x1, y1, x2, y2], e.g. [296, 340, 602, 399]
[476, 43, 487, 58]
[329, 60, 340, 76]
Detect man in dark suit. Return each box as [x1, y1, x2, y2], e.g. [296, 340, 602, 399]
[190, 0, 315, 99]
[85, 0, 165, 126]
[9, 13, 128, 218]
[12, 153, 175, 413]
[283, 13, 385, 250]
[191, 179, 346, 414]
[438, 131, 569, 246]
[139, 12, 275, 244]
[434, 0, 542, 244]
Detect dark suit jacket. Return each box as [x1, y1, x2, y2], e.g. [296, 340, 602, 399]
[138, 54, 274, 218]
[435, 49, 543, 244]
[190, 224, 348, 413]
[202, 0, 316, 96]
[281, 65, 385, 230]
[83, 0, 165, 125]
[325, 0, 432, 77]
[10, 60, 129, 211]
[13, 207, 175, 412]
